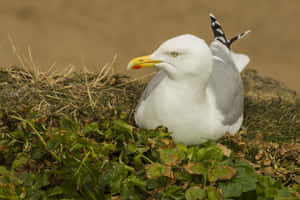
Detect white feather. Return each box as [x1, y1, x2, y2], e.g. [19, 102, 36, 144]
[230, 51, 250, 72]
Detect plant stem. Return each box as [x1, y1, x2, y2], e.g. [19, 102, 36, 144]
[75, 151, 90, 176]
[11, 115, 61, 163]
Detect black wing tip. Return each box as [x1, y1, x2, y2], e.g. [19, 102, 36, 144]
[209, 13, 228, 47]
[209, 13, 250, 49]
[209, 13, 216, 20]
[228, 30, 251, 47]
[240, 30, 251, 38]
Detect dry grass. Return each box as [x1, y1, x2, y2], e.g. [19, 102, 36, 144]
[0, 44, 152, 129]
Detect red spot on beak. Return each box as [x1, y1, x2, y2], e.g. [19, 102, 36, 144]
[133, 65, 142, 69]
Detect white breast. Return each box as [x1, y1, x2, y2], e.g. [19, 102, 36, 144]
[135, 78, 227, 145]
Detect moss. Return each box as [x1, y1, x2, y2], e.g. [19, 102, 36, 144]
[242, 69, 299, 143]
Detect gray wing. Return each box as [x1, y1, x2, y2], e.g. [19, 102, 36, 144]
[135, 70, 167, 111]
[208, 40, 244, 125]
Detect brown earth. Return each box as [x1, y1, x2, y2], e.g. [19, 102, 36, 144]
[0, 0, 299, 95]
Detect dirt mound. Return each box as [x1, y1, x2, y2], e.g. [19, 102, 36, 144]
[0, 66, 298, 142]
[0, 66, 299, 185]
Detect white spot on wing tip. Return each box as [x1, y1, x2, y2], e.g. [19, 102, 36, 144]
[216, 36, 226, 43]
[216, 28, 224, 34]
[209, 13, 215, 18]
[240, 30, 251, 38]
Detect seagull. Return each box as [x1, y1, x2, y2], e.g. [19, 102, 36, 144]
[127, 13, 250, 145]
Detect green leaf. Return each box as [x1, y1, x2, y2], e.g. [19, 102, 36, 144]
[126, 143, 137, 154]
[146, 163, 167, 179]
[187, 142, 223, 163]
[23, 172, 35, 186]
[60, 118, 78, 132]
[159, 148, 183, 166]
[11, 155, 28, 172]
[185, 186, 206, 200]
[291, 183, 300, 194]
[162, 185, 185, 200]
[146, 176, 167, 190]
[218, 182, 243, 198]
[208, 166, 236, 182]
[207, 186, 222, 200]
[125, 175, 147, 191]
[99, 163, 130, 195]
[11, 128, 25, 140]
[47, 186, 64, 197]
[70, 143, 84, 152]
[31, 146, 45, 159]
[0, 166, 9, 175]
[47, 136, 63, 150]
[120, 175, 148, 200]
[35, 172, 50, 189]
[82, 122, 101, 135]
[219, 167, 256, 198]
[175, 168, 192, 182]
[264, 187, 279, 198]
[113, 120, 134, 135]
[184, 162, 207, 175]
[275, 189, 295, 200]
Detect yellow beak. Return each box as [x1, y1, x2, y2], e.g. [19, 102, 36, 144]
[127, 55, 161, 70]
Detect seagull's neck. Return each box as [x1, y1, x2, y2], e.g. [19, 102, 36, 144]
[164, 76, 208, 102]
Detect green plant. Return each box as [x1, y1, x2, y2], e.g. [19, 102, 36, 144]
[0, 114, 299, 200]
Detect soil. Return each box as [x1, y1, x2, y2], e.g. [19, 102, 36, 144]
[0, 0, 299, 95]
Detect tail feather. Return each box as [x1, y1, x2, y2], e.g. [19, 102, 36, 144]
[230, 51, 250, 72]
[209, 13, 250, 49]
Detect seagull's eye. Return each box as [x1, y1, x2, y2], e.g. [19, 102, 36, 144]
[170, 51, 179, 58]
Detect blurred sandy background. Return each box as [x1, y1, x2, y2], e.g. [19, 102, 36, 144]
[0, 0, 299, 95]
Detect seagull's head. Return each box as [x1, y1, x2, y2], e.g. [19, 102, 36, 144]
[128, 34, 213, 81]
